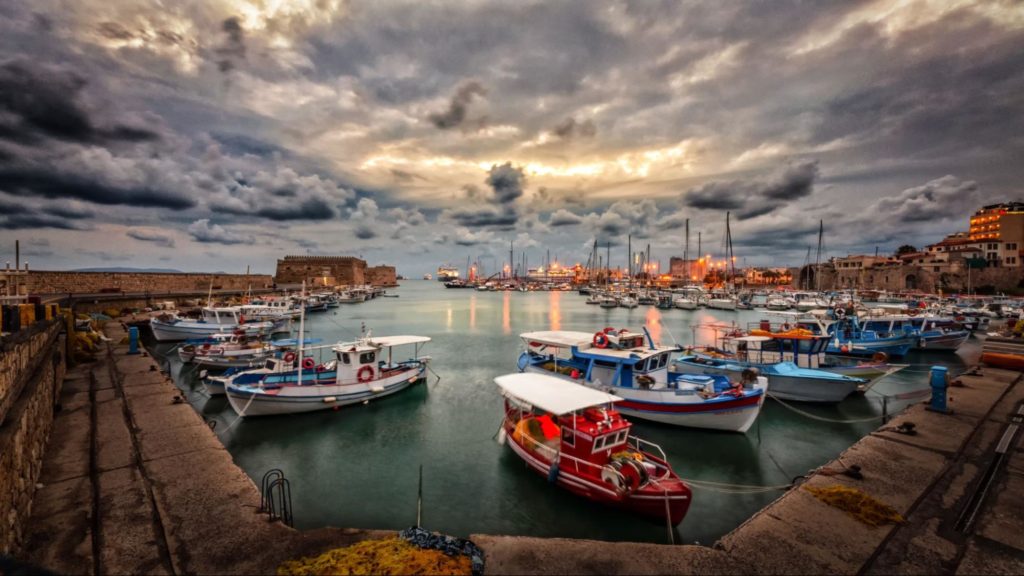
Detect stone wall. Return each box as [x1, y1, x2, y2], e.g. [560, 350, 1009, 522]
[798, 263, 1024, 293]
[366, 265, 398, 287]
[0, 319, 65, 553]
[3, 271, 272, 296]
[275, 256, 366, 286]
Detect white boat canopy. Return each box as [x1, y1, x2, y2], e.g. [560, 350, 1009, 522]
[366, 335, 431, 348]
[520, 331, 595, 348]
[732, 336, 772, 343]
[495, 373, 621, 415]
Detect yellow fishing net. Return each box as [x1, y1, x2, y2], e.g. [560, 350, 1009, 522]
[277, 538, 472, 576]
[804, 485, 904, 527]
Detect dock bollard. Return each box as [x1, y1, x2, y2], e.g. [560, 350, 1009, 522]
[926, 366, 951, 414]
[128, 326, 140, 355]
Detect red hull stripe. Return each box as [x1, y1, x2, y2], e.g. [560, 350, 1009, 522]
[619, 394, 762, 413]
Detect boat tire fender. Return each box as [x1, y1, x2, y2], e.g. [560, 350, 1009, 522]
[358, 365, 375, 383]
[283, 351, 297, 363]
[302, 357, 315, 370]
[601, 463, 627, 494]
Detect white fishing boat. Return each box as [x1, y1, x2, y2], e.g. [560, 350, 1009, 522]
[150, 308, 288, 342]
[598, 295, 619, 308]
[618, 296, 639, 309]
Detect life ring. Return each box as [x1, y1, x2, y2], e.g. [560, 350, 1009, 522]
[357, 365, 375, 383]
[283, 351, 297, 363]
[301, 357, 315, 370]
[315, 364, 326, 373]
[593, 332, 609, 349]
[871, 351, 889, 363]
[834, 307, 846, 318]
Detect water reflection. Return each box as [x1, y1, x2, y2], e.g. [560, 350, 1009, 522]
[502, 291, 511, 334]
[644, 306, 661, 343]
[549, 291, 561, 331]
[469, 295, 477, 330]
[446, 307, 453, 330]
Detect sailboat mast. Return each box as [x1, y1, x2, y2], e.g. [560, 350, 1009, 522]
[606, 242, 611, 288]
[815, 220, 823, 292]
[684, 219, 690, 281]
[510, 239, 514, 280]
[627, 234, 632, 289]
[296, 280, 306, 386]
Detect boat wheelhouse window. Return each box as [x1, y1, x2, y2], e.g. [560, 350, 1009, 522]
[359, 352, 376, 365]
[657, 353, 668, 369]
[561, 427, 575, 447]
[635, 358, 648, 372]
[265, 359, 277, 370]
[592, 430, 628, 453]
[341, 353, 351, 365]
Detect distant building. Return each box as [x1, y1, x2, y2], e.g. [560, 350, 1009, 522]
[275, 256, 399, 287]
[669, 257, 705, 281]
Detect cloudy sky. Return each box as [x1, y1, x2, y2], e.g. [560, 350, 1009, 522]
[1, 0, 1022, 276]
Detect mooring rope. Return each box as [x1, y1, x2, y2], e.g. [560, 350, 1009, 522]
[767, 392, 887, 424]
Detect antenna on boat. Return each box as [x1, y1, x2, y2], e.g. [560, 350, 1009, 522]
[296, 280, 306, 386]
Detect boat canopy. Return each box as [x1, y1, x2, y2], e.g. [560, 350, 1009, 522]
[520, 331, 596, 348]
[496, 373, 621, 415]
[270, 338, 323, 347]
[732, 336, 772, 343]
[366, 335, 431, 348]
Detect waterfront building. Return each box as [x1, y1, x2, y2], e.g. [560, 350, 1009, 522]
[274, 256, 398, 288]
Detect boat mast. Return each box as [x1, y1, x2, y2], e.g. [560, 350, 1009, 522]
[684, 219, 690, 282]
[815, 220, 823, 292]
[725, 211, 734, 290]
[606, 242, 611, 289]
[510, 239, 514, 281]
[627, 234, 632, 290]
[296, 280, 306, 386]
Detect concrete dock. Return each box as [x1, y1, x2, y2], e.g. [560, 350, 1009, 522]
[18, 318, 1024, 574]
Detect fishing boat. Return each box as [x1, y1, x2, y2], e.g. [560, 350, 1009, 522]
[178, 331, 272, 368]
[224, 332, 431, 417]
[150, 309, 288, 342]
[599, 295, 619, 309]
[495, 373, 692, 525]
[861, 314, 969, 351]
[656, 294, 675, 310]
[673, 335, 865, 403]
[618, 296, 639, 309]
[585, 293, 603, 305]
[765, 297, 792, 311]
[423, 273, 433, 281]
[517, 329, 767, 432]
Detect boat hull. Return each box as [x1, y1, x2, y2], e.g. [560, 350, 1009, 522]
[225, 365, 426, 417]
[523, 364, 765, 432]
[917, 330, 970, 351]
[672, 359, 860, 403]
[151, 319, 285, 342]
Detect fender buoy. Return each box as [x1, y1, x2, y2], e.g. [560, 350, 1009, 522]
[301, 357, 315, 370]
[593, 332, 609, 349]
[283, 351, 297, 363]
[358, 365, 375, 383]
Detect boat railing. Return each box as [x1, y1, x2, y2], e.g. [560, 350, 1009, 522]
[627, 435, 669, 463]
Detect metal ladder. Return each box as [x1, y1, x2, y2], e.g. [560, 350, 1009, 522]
[259, 469, 294, 527]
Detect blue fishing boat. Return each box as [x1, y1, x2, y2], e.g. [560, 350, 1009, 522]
[793, 313, 917, 357]
[860, 315, 969, 351]
[672, 335, 866, 403]
[517, 328, 767, 433]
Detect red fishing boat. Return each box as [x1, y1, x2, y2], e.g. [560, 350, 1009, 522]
[496, 373, 692, 525]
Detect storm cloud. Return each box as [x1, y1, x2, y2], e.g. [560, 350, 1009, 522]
[428, 81, 487, 129]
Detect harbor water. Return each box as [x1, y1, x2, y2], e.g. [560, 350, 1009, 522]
[146, 282, 979, 545]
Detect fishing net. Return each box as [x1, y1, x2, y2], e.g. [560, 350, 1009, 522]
[276, 537, 473, 576]
[804, 485, 904, 527]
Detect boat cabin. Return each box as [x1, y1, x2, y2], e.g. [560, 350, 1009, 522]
[332, 335, 431, 384]
[497, 373, 655, 489]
